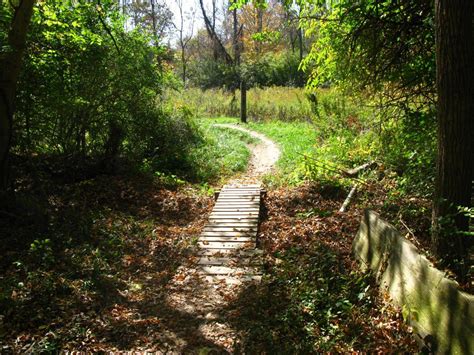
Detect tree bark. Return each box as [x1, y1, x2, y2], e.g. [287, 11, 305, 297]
[432, 0, 474, 260]
[0, 0, 35, 191]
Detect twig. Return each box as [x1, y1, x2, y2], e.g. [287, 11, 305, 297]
[399, 214, 416, 238]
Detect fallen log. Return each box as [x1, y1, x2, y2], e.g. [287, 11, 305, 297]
[343, 161, 377, 177]
[339, 184, 357, 212]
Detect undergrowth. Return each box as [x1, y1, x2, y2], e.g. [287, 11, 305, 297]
[225, 184, 417, 352]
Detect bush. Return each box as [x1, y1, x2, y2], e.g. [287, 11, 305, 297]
[10, 1, 198, 177]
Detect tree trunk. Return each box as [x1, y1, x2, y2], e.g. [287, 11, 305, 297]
[297, 26, 303, 62]
[181, 49, 186, 86]
[240, 80, 247, 123]
[0, 0, 35, 191]
[432, 0, 474, 261]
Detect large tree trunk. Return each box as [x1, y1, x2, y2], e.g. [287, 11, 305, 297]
[0, 0, 35, 191]
[432, 1, 474, 262]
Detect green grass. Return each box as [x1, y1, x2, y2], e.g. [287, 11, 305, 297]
[247, 120, 318, 186]
[201, 117, 318, 187]
[186, 119, 257, 184]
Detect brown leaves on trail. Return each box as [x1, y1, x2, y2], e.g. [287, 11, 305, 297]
[0, 173, 216, 353]
[260, 182, 360, 258]
[227, 182, 419, 353]
[1, 175, 417, 352]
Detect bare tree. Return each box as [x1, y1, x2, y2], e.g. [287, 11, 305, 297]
[198, 0, 247, 123]
[199, 0, 233, 64]
[174, 0, 195, 86]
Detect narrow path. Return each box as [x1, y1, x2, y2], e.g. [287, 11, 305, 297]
[162, 125, 280, 351]
[195, 124, 281, 281]
[213, 123, 280, 182]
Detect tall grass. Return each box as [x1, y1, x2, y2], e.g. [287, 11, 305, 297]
[166, 86, 313, 122]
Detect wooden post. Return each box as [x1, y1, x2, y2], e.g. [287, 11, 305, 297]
[240, 80, 247, 123]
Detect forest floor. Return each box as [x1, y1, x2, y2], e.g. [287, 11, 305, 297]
[0, 127, 418, 353]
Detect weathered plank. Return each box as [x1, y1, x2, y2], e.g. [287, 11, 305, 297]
[198, 184, 262, 281]
[198, 243, 255, 249]
[199, 266, 261, 275]
[199, 236, 254, 242]
[201, 231, 255, 237]
[197, 249, 263, 256]
[197, 256, 262, 266]
[204, 225, 258, 230]
[210, 216, 258, 220]
[212, 207, 260, 211]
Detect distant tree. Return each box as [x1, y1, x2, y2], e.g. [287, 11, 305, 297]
[0, 0, 35, 191]
[173, 0, 195, 86]
[198, 0, 247, 123]
[124, 0, 173, 46]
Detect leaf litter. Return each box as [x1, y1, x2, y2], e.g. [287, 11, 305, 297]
[0, 172, 417, 352]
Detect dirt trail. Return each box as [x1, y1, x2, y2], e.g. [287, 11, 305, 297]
[213, 123, 281, 182]
[159, 125, 280, 352]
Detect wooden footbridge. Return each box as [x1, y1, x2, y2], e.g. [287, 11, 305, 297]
[197, 184, 263, 282]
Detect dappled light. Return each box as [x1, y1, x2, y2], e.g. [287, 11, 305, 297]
[1, 0, 472, 352]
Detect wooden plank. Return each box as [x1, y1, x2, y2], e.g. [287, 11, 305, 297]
[201, 231, 255, 237]
[222, 186, 261, 190]
[197, 256, 262, 266]
[198, 241, 255, 249]
[217, 197, 260, 200]
[215, 202, 260, 205]
[222, 185, 261, 189]
[224, 185, 261, 188]
[203, 225, 257, 231]
[208, 218, 259, 223]
[211, 211, 259, 214]
[219, 193, 260, 196]
[202, 275, 262, 284]
[201, 232, 256, 238]
[218, 195, 259, 197]
[219, 193, 260, 197]
[198, 266, 261, 275]
[199, 236, 254, 242]
[198, 249, 263, 256]
[212, 208, 260, 212]
[204, 223, 258, 229]
[213, 206, 260, 209]
[202, 226, 257, 234]
[214, 206, 260, 209]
